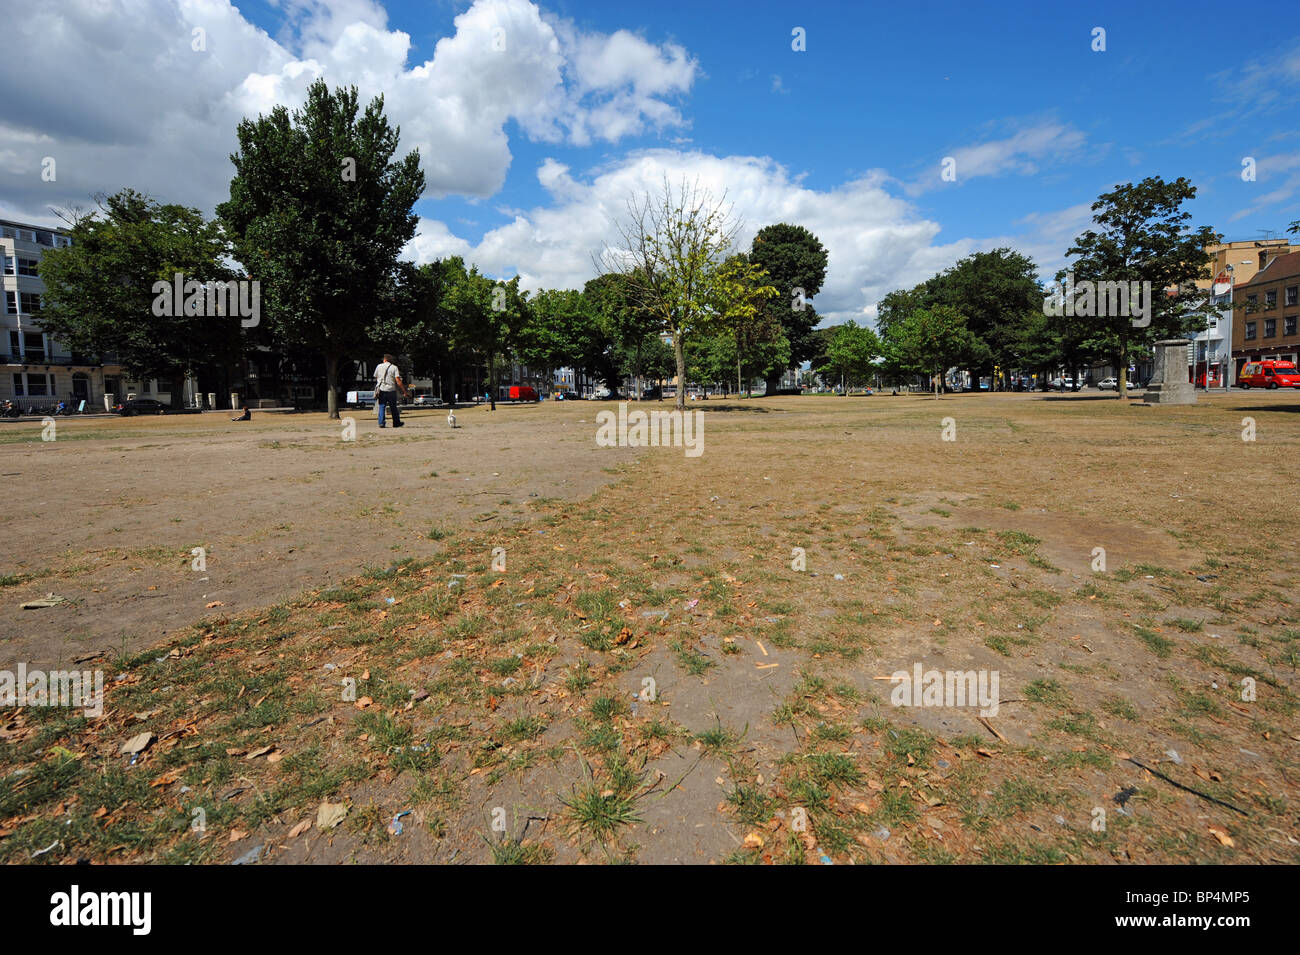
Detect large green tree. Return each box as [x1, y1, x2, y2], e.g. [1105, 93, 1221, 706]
[520, 287, 607, 391]
[708, 255, 782, 396]
[37, 189, 238, 405]
[585, 271, 655, 395]
[876, 249, 1040, 389]
[749, 223, 828, 394]
[217, 80, 425, 417]
[444, 262, 528, 411]
[926, 249, 1042, 388]
[1060, 176, 1220, 398]
[817, 320, 882, 393]
[887, 305, 982, 398]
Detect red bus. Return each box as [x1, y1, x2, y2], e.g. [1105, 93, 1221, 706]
[495, 384, 539, 402]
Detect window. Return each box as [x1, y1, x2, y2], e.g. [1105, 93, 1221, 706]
[23, 332, 44, 362]
[1266, 290, 1278, 309]
[8, 331, 18, 356]
[3, 291, 14, 314]
[2, 256, 12, 275]
[27, 374, 49, 396]
[1265, 319, 1277, 338]
[0, 226, 15, 240]
[1288, 286, 1298, 307]
[16, 258, 38, 277]
[18, 292, 41, 313]
[1288, 316, 1298, 336]
[1247, 294, 1258, 311]
[34, 231, 53, 247]
[12, 374, 23, 396]
[1245, 321, 1257, 340]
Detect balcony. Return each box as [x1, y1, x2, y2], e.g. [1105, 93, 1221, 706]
[1, 352, 47, 365]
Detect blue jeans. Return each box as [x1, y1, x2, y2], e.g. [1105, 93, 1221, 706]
[376, 390, 401, 426]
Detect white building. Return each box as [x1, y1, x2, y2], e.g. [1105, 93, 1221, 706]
[1186, 277, 1234, 388]
[2, 218, 187, 411]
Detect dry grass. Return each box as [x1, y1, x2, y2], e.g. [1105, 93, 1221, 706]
[1, 392, 1297, 864]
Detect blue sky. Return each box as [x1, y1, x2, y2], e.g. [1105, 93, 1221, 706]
[2, 0, 1297, 324]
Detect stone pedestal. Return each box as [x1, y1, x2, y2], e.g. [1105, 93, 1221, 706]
[1143, 340, 1197, 405]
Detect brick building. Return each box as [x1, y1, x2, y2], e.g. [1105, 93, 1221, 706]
[1231, 251, 1300, 377]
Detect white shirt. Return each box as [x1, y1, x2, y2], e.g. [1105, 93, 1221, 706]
[374, 361, 400, 392]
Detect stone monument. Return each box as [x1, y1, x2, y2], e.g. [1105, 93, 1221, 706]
[1143, 340, 1196, 405]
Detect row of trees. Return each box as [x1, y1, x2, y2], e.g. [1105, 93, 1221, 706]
[36, 81, 830, 416]
[818, 176, 1222, 398]
[34, 80, 1226, 413]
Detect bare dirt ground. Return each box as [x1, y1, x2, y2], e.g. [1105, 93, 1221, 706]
[0, 404, 634, 670]
[2, 392, 1297, 865]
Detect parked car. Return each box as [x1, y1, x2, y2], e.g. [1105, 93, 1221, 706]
[1097, 376, 1119, 390]
[117, 398, 170, 416]
[1238, 359, 1300, 389]
[413, 394, 443, 407]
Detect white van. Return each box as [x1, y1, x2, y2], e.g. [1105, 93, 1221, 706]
[346, 390, 376, 408]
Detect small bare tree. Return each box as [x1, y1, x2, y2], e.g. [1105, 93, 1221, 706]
[599, 177, 741, 410]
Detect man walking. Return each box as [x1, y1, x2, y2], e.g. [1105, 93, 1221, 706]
[374, 353, 408, 428]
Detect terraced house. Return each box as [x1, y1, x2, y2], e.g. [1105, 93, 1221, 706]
[0, 218, 126, 411]
[1232, 251, 1300, 378]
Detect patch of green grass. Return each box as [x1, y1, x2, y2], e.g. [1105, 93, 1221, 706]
[1024, 678, 1071, 708]
[669, 639, 714, 676]
[726, 783, 774, 826]
[695, 720, 740, 753]
[1135, 626, 1174, 658]
[884, 728, 935, 767]
[561, 782, 641, 846]
[1101, 697, 1139, 722]
[565, 660, 595, 694]
[589, 694, 628, 722]
[501, 716, 547, 743]
[805, 752, 862, 787]
[486, 837, 553, 865]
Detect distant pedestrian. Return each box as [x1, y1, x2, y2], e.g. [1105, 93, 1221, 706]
[374, 353, 408, 428]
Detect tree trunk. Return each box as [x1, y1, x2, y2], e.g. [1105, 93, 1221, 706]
[325, 353, 340, 419]
[674, 330, 686, 411]
[488, 352, 497, 411]
[1117, 336, 1129, 400]
[170, 373, 188, 411]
